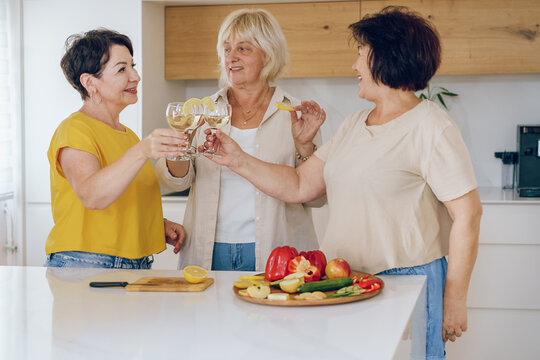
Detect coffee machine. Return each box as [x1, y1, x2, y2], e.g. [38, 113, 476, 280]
[516, 125, 540, 197]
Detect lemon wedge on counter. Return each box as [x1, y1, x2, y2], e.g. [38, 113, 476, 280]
[183, 265, 208, 284]
[182, 98, 203, 116]
[275, 101, 294, 111]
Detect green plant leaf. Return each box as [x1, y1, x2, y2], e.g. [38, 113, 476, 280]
[419, 94, 427, 99]
[437, 93, 448, 109]
[441, 91, 458, 97]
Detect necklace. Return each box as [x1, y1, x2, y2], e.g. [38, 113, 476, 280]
[229, 87, 270, 126]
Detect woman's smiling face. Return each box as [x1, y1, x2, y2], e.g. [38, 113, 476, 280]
[93, 44, 140, 107]
[223, 36, 266, 87]
[352, 45, 378, 100]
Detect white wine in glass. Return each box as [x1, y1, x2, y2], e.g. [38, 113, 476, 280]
[166, 102, 203, 161]
[203, 103, 232, 155]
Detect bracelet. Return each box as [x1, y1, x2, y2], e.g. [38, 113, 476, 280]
[296, 144, 317, 162]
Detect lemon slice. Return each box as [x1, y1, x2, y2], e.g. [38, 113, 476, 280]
[239, 275, 266, 280]
[238, 289, 249, 297]
[233, 279, 253, 289]
[182, 98, 202, 116]
[201, 96, 215, 112]
[183, 265, 208, 284]
[275, 101, 294, 111]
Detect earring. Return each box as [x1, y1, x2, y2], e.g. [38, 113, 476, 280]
[90, 90, 102, 105]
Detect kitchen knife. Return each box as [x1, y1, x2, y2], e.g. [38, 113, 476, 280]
[89, 281, 160, 288]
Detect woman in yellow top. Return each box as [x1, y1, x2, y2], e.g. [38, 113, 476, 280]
[45, 29, 186, 268]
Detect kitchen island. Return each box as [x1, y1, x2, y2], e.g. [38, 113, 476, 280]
[0, 266, 426, 360]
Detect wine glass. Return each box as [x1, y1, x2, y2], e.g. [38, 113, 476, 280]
[202, 102, 232, 156]
[166, 102, 203, 161]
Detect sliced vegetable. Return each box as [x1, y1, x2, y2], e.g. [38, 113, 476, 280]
[279, 278, 303, 293]
[246, 284, 271, 299]
[287, 256, 320, 282]
[287, 256, 311, 274]
[297, 277, 353, 293]
[353, 275, 382, 293]
[233, 279, 253, 289]
[239, 275, 266, 280]
[267, 293, 290, 301]
[303, 266, 321, 283]
[299, 250, 327, 277]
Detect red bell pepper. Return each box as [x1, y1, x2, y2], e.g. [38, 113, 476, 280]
[299, 250, 327, 277]
[287, 255, 321, 283]
[303, 265, 321, 282]
[287, 255, 311, 274]
[353, 275, 382, 293]
[265, 246, 298, 281]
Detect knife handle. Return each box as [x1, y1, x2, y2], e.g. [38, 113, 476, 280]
[89, 281, 129, 288]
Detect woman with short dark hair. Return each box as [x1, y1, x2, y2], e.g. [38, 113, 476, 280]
[46, 28, 186, 268]
[204, 7, 482, 359]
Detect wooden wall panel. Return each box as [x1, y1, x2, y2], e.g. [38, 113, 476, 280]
[165, 2, 361, 80]
[361, 0, 540, 75]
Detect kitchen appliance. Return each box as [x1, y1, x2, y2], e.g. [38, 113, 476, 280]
[494, 151, 518, 189]
[516, 125, 540, 197]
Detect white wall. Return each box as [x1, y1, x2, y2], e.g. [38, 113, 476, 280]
[23, 0, 143, 265]
[174, 75, 540, 188]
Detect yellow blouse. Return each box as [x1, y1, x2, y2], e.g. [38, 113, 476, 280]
[46, 112, 165, 259]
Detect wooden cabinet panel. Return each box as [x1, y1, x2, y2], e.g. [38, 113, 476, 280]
[165, 2, 360, 80]
[362, 0, 540, 75]
[166, 0, 539, 79]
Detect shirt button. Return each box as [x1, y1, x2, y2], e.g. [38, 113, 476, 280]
[255, 144, 260, 148]
[255, 216, 260, 221]
[256, 191, 260, 195]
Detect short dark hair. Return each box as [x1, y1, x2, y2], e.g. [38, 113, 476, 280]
[349, 6, 441, 91]
[60, 28, 133, 100]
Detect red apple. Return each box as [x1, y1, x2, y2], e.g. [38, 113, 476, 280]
[325, 258, 351, 279]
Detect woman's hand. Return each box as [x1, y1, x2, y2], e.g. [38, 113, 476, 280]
[140, 128, 188, 160]
[442, 296, 468, 342]
[198, 129, 246, 169]
[291, 100, 326, 156]
[164, 219, 186, 254]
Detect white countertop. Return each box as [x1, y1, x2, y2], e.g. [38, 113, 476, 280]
[478, 186, 540, 204]
[164, 187, 540, 205]
[0, 266, 426, 360]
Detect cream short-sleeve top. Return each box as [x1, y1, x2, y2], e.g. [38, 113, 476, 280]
[315, 100, 477, 274]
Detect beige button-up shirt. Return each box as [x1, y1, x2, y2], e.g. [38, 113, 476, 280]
[155, 87, 324, 270]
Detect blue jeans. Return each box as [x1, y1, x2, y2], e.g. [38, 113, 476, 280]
[211, 242, 255, 271]
[45, 251, 154, 269]
[377, 257, 448, 360]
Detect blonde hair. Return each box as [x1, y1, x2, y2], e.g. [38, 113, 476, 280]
[216, 8, 289, 88]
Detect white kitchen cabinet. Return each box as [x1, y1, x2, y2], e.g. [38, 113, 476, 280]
[0, 196, 14, 265]
[446, 187, 540, 360]
[25, 204, 53, 266]
[151, 197, 187, 270]
[22, 0, 142, 263]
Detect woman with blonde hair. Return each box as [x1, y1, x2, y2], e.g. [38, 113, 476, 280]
[156, 8, 325, 271]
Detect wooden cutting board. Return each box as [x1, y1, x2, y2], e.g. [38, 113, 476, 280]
[125, 277, 214, 292]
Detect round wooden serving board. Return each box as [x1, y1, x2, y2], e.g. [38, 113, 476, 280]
[233, 270, 384, 306]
